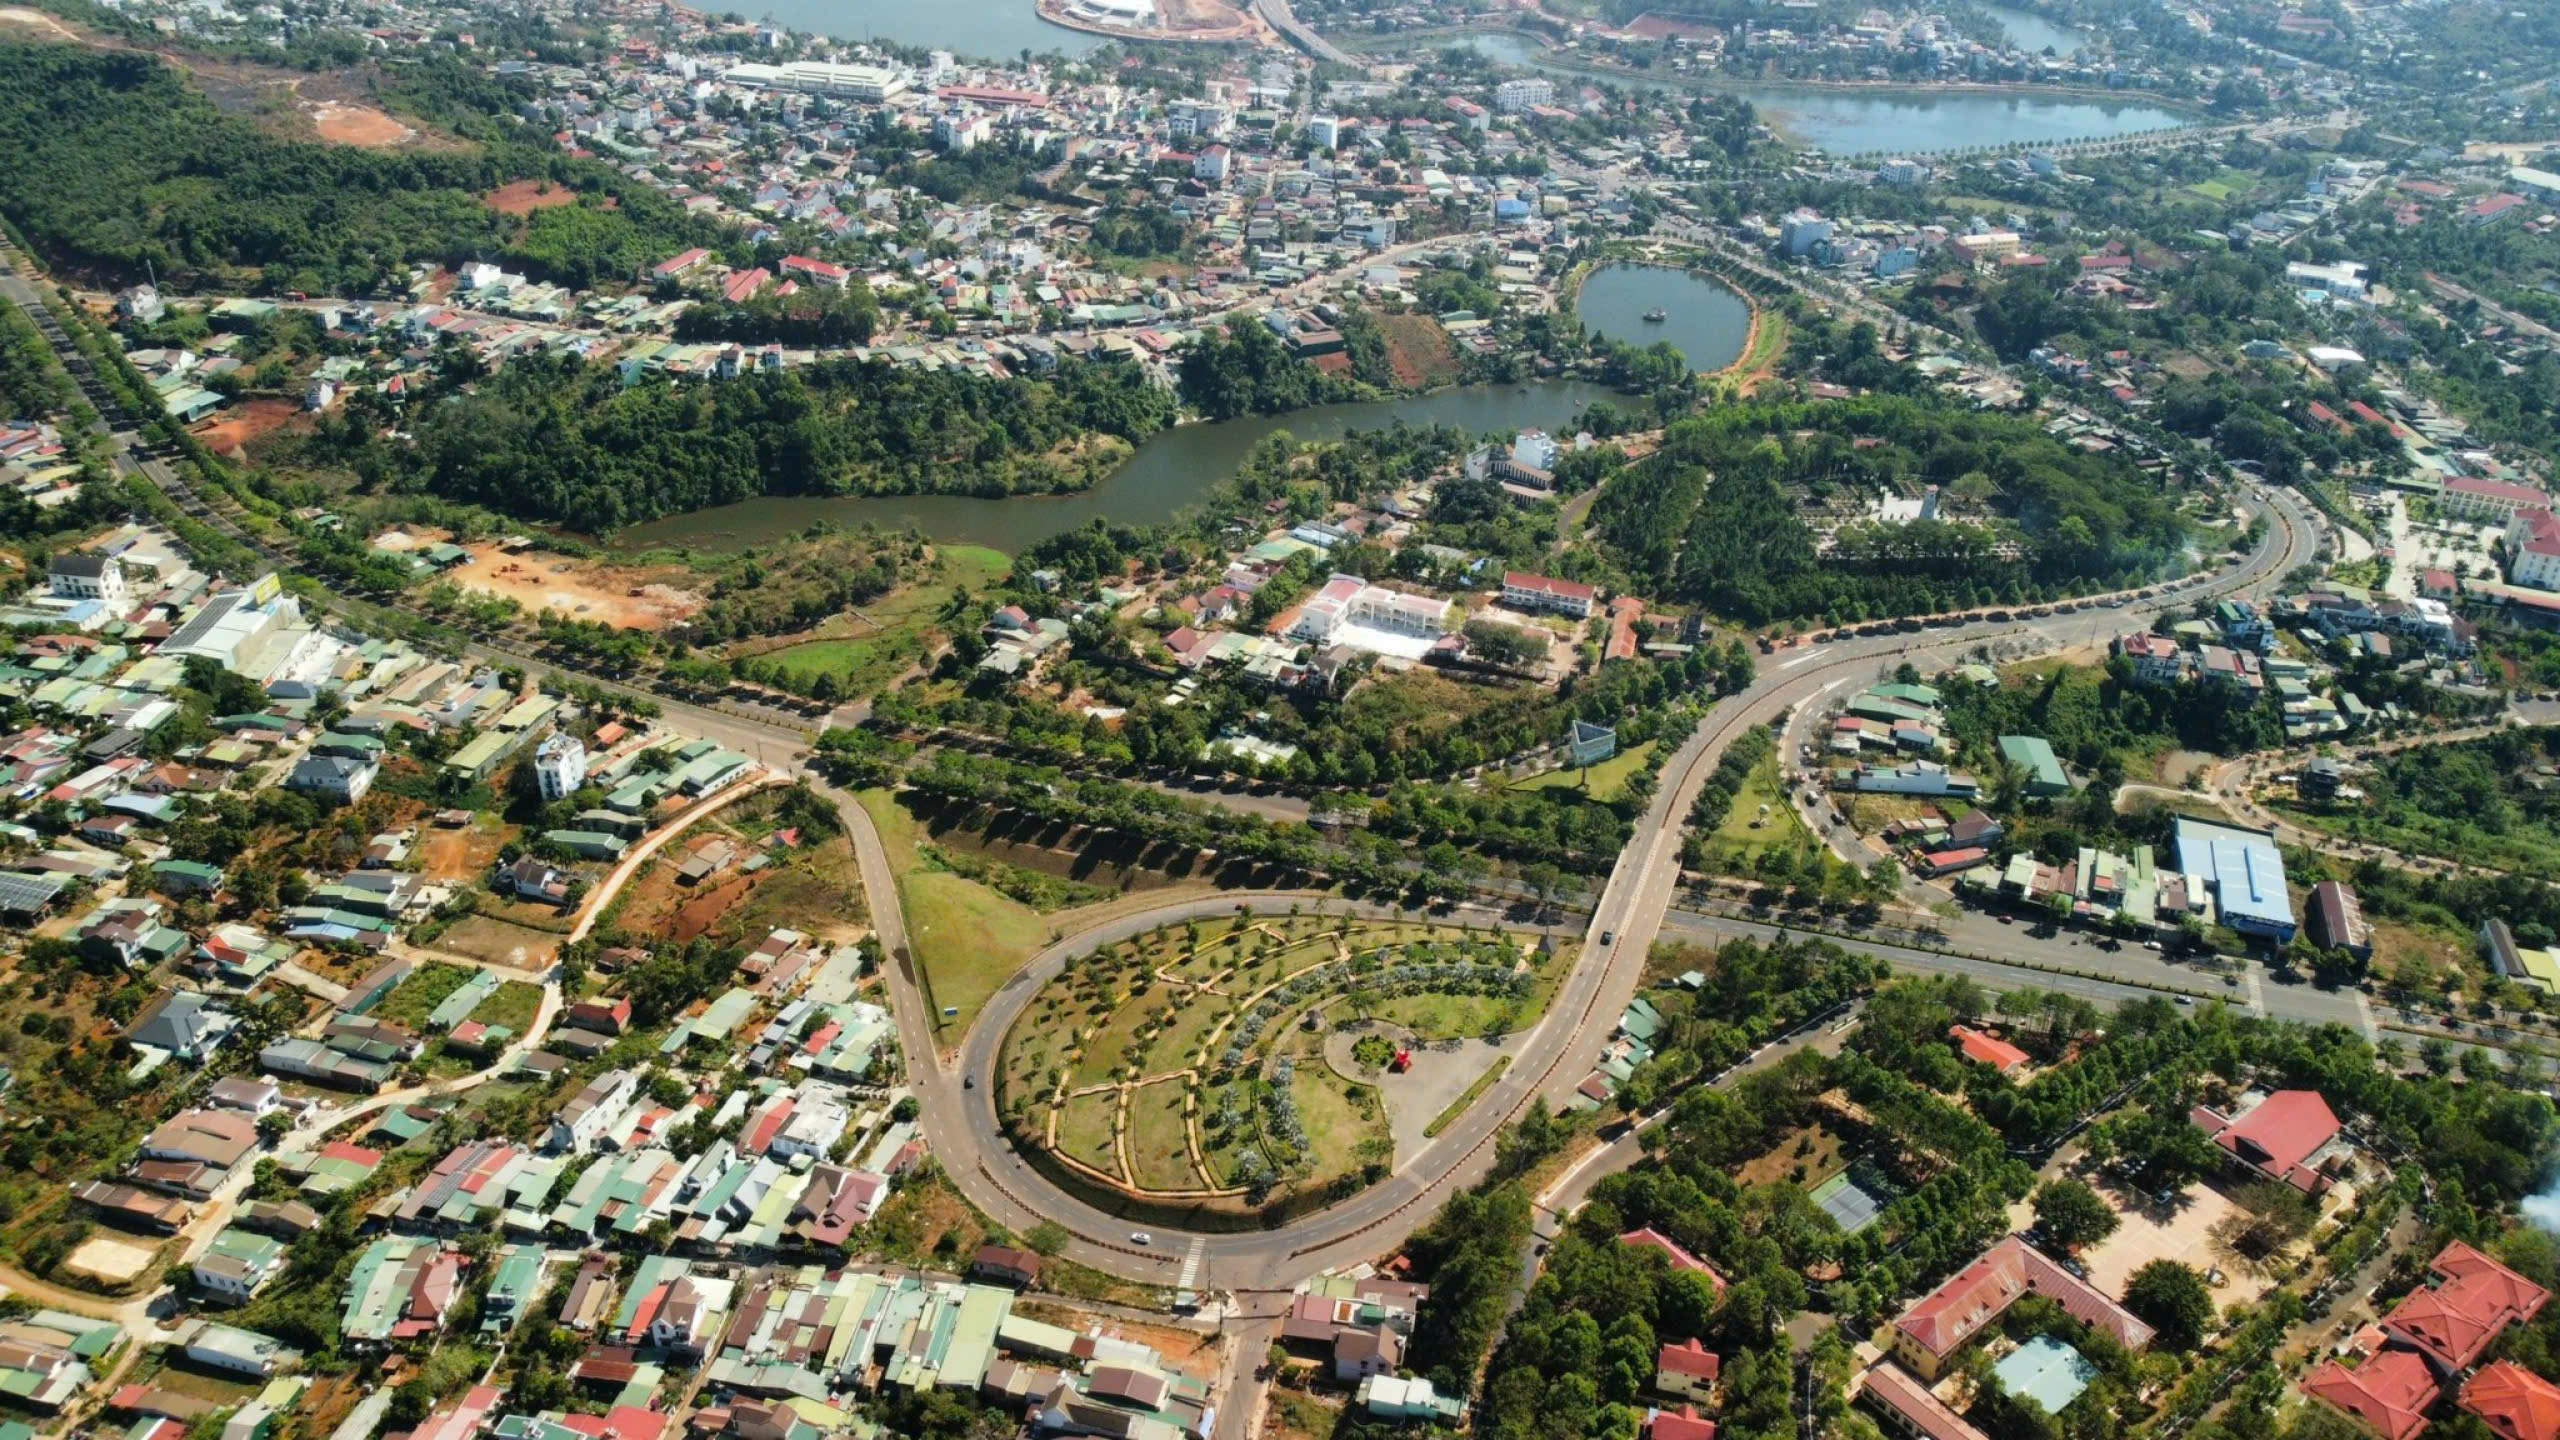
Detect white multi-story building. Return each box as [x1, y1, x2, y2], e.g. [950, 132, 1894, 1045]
[1167, 100, 1232, 140]
[534, 732, 589, 802]
[1780, 209, 1833, 257]
[1877, 157, 1930, 186]
[1305, 114, 1341, 150]
[774, 61, 907, 101]
[47, 552, 127, 606]
[933, 109, 991, 152]
[2444, 475, 2550, 522]
[2286, 259, 2370, 302]
[1494, 77, 1554, 113]
[1512, 427, 1561, 474]
[2507, 508, 2560, 590]
[1292, 574, 1449, 644]
[1501, 570, 1597, 619]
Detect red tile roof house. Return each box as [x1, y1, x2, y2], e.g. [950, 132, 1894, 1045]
[1858, 1361, 1991, 1440]
[2302, 1348, 2439, 1440]
[1890, 1236, 2156, 1380]
[1654, 1338, 1720, 1403]
[1948, 1025, 2029, 1074]
[2464, 1359, 2560, 1440]
[1618, 1229, 1725, 1295]
[2188, 1088, 2346, 1195]
[1647, 1404, 1714, 1440]
[2385, 1242, 2552, 1373]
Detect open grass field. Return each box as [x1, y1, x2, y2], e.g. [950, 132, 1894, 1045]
[1702, 742, 1817, 866]
[2186, 169, 2260, 202]
[1127, 1078, 1200, 1192]
[1058, 1089, 1122, 1176]
[1508, 740, 1658, 802]
[1285, 1048, 1388, 1188]
[762, 545, 1010, 693]
[372, 961, 477, 1030]
[860, 787, 1051, 1047]
[467, 979, 545, 1037]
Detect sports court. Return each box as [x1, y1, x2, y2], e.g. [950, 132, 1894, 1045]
[1994, 1335, 2097, 1413]
[1810, 1169, 1887, 1234]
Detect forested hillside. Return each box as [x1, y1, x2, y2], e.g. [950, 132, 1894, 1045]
[1589, 397, 2188, 624]
[290, 352, 1177, 531]
[0, 45, 721, 292]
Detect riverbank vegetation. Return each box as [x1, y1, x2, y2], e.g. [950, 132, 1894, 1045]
[281, 351, 1175, 531]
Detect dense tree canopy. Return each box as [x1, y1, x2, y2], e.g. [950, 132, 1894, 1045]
[291, 351, 1174, 531]
[1590, 397, 2189, 625]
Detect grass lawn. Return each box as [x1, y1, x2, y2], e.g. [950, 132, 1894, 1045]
[1057, 1089, 1122, 1177]
[1286, 1052, 1388, 1186]
[1509, 740, 1658, 802]
[467, 979, 544, 1036]
[860, 787, 1051, 1046]
[1126, 1078, 1200, 1192]
[372, 962, 476, 1029]
[1702, 742, 1817, 866]
[2186, 169, 2259, 202]
[1370, 990, 1522, 1041]
[762, 545, 1010, 694]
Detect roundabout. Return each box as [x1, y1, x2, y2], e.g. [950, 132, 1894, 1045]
[838, 486, 2321, 1298]
[993, 911, 1553, 1221]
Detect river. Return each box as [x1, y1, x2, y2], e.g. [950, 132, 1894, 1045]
[612, 380, 1626, 555]
[1574, 263, 1752, 373]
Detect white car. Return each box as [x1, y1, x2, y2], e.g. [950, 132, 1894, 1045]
[1129, 1231, 1152, 1246]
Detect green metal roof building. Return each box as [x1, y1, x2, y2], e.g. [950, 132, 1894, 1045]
[1998, 734, 2072, 796]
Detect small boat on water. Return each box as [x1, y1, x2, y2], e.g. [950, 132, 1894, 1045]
[1642, 307, 1669, 322]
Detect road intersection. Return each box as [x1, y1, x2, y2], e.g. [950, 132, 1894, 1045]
[829, 483, 2327, 1299]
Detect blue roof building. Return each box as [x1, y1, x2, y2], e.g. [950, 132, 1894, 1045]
[2173, 816, 2295, 942]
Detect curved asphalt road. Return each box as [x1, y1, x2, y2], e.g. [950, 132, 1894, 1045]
[835, 485, 2318, 1294]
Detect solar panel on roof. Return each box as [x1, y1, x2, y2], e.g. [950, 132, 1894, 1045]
[0, 870, 67, 912]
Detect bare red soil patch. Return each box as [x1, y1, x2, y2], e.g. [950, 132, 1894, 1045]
[484, 180, 584, 217]
[193, 397, 304, 459]
[309, 100, 413, 147]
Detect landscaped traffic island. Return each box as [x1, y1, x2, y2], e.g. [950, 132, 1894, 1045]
[994, 910, 1556, 1225]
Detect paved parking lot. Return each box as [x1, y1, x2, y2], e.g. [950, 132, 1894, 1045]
[2383, 493, 2501, 599]
[2078, 1178, 2271, 1309]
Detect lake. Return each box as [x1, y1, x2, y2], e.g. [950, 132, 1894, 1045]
[1432, 30, 1550, 67]
[1721, 83, 2182, 155]
[612, 380, 1627, 555]
[738, 0, 2177, 153]
[1410, 36, 2184, 153]
[741, 0, 1106, 59]
[1574, 263, 1753, 374]
[1976, 1, 2091, 57]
